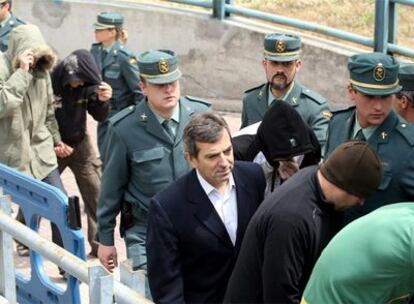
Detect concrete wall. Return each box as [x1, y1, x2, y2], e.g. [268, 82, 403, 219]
[13, 0, 364, 110]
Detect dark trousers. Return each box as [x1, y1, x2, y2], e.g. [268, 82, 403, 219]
[58, 134, 101, 254]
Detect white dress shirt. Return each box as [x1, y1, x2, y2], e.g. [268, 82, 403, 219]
[196, 171, 238, 245]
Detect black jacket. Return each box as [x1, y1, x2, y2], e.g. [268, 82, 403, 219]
[52, 49, 109, 146]
[224, 166, 343, 304]
[147, 161, 266, 304]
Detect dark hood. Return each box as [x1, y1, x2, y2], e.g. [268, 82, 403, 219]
[256, 101, 321, 166]
[52, 49, 101, 96]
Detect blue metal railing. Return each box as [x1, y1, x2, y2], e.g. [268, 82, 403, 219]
[168, 0, 414, 58]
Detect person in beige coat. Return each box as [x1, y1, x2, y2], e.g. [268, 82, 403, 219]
[0, 24, 69, 260]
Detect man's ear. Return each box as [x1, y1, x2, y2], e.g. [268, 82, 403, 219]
[185, 152, 196, 169]
[400, 96, 410, 109]
[295, 59, 302, 72]
[347, 84, 356, 101]
[140, 80, 148, 96]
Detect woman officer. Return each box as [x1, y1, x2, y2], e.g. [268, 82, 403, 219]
[90, 12, 144, 159]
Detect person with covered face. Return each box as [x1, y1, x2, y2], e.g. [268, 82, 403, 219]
[240, 32, 331, 146]
[224, 141, 383, 304]
[0, 24, 67, 257]
[233, 101, 321, 197]
[51, 49, 112, 257]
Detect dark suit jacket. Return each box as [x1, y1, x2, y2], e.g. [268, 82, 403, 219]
[146, 161, 266, 303]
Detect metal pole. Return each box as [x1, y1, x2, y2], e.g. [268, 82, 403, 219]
[374, 0, 389, 53]
[120, 259, 147, 296]
[88, 261, 113, 304]
[0, 193, 16, 304]
[388, 0, 398, 52]
[213, 0, 225, 20]
[0, 204, 152, 303]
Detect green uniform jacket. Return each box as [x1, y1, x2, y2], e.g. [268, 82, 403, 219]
[90, 41, 143, 113]
[0, 13, 25, 52]
[97, 96, 210, 245]
[0, 25, 61, 180]
[325, 107, 414, 223]
[241, 82, 330, 145]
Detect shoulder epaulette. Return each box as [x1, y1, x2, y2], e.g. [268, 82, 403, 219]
[244, 83, 265, 94]
[331, 105, 355, 115]
[396, 119, 414, 146]
[301, 86, 326, 105]
[184, 95, 211, 107]
[90, 43, 101, 50]
[108, 105, 135, 126]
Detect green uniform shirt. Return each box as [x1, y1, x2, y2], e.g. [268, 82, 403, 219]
[241, 82, 331, 145]
[324, 107, 414, 224]
[302, 203, 414, 304]
[96, 96, 210, 245]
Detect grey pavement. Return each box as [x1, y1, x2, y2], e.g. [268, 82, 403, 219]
[12, 107, 241, 302]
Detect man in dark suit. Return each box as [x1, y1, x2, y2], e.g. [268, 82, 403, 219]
[146, 112, 266, 303]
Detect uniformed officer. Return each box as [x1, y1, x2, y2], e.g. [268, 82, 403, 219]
[90, 12, 144, 158]
[241, 32, 331, 146]
[394, 63, 414, 123]
[96, 49, 211, 273]
[325, 52, 414, 224]
[0, 0, 24, 52]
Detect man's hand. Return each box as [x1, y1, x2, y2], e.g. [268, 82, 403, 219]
[98, 244, 118, 273]
[97, 82, 112, 102]
[54, 142, 74, 158]
[17, 49, 35, 71]
[278, 159, 299, 180]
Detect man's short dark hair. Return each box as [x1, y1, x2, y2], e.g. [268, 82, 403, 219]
[184, 112, 230, 157]
[397, 90, 414, 108]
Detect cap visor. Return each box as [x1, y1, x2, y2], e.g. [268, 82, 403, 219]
[265, 54, 300, 62]
[93, 23, 115, 30]
[353, 84, 402, 96]
[144, 70, 182, 85]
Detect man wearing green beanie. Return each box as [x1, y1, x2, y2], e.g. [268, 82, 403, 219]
[324, 52, 414, 225]
[224, 141, 382, 304]
[394, 63, 414, 123]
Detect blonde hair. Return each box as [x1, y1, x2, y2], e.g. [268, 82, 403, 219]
[115, 27, 128, 44]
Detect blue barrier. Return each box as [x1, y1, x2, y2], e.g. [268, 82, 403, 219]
[0, 163, 86, 304]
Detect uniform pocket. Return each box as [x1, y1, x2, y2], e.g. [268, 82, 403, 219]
[104, 67, 121, 89]
[131, 146, 171, 194]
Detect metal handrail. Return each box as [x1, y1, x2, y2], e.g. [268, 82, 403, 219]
[0, 196, 152, 304]
[167, 0, 414, 58]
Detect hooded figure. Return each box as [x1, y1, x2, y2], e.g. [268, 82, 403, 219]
[52, 49, 109, 146]
[233, 101, 321, 195]
[51, 49, 111, 257]
[0, 24, 60, 179]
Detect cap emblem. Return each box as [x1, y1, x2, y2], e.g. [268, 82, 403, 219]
[373, 63, 385, 81]
[275, 40, 286, 53]
[158, 59, 170, 74]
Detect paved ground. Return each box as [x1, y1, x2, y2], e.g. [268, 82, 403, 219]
[12, 110, 241, 302]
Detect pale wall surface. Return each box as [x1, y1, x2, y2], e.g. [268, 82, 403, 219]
[13, 0, 363, 110]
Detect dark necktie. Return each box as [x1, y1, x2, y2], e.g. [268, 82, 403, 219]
[162, 119, 175, 140]
[354, 129, 366, 141]
[102, 50, 108, 66]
